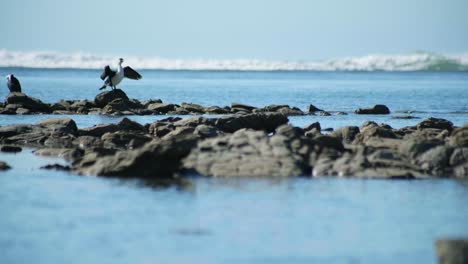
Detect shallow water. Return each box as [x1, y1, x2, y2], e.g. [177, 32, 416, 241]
[1, 150, 468, 264]
[1, 69, 468, 263]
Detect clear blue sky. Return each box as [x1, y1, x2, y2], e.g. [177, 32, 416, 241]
[1, 0, 467, 60]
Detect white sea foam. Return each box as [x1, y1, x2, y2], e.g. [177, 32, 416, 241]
[0, 49, 467, 71]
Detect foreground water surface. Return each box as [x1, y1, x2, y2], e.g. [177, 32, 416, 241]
[1, 69, 468, 263]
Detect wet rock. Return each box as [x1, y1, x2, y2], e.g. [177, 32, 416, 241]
[354, 104, 390, 115]
[79, 123, 119, 137]
[417, 117, 453, 131]
[435, 239, 468, 264]
[391, 115, 420, 119]
[101, 131, 152, 149]
[214, 112, 288, 133]
[263, 104, 290, 112]
[102, 98, 131, 112]
[141, 99, 163, 108]
[303, 122, 321, 133]
[316, 111, 331, 116]
[205, 106, 229, 114]
[231, 103, 256, 113]
[0, 145, 22, 153]
[5, 92, 50, 113]
[34, 148, 84, 162]
[94, 89, 129, 108]
[194, 125, 219, 138]
[449, 125, 468, 147]
[307, 104, 324, 113]
[331, 126, 360, 143]
[73, 136, 103, 149]
[183, 129, 312, 177]
[37, 118, 78, 134]
[453, 163, 468, 178]
[353, 125, 397, 144]
[0, 124, 43, 142]
[43, 132, 76, 148]
[449, 148, 468, 166]
[398, 139, 443, 159]
[40, 163, 71, 171]
[277, 106, 304, 116]
[180, 102, 205, 113]
[147, 103, 177, 113]
[16, 108, 31, 115]
[173, 116, 213, 128]
[117, 117, 145, 132]
[0, 161, 11, 171]
[75, 134, 198, 178]
[416, 145, 454, 175]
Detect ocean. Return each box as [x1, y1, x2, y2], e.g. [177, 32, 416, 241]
[1, 64, 468, 263]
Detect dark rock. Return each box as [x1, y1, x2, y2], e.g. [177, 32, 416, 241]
[5, 92, 50, 113]
[73, 136, 103, 149]
[79, 123, 119, 137]
[449, 148, 468, 166]
[94, 89, 129, 108]
[277, 106, 304, 116]
[117, 118, 145, 132]
[435, 239, 468, 264]
[75, 134, 199, 178]
[34, 148, 84, 162]
[183, 129, 312, 177]
[417, 117, 453, 131]
[101, 131, 152, 149]
[40, 163, 71, 171]
[205, 106, 229, 114]
[0, 145, 22, 153]
[416, 145, 454, 175]
[102, 98, 131, 112]
[449, 125, 468, 147]
[391, 115, 420, 119]
[263, 104, 290, 112]
[398, 139, 443, 159]
[194, 125, 219, 138]
[316, 111, 331, 116]
[331, 126, 360, 143]
[231, 103, 256, 112]
[147, 103, 177, 113]
[354, 104, 390, 115]
[303, 122, 321, 133]
[214, 113, 288, 133]
[0, 161, 11, 171]
[141, 99, 163, 108]
[180, 103, 205, 113]
[453, 163, 468, 178]
[307, 104, 323, 113]
[37, 118, 78, 134]
[354, 126, 397, 144]
[0, 124, 36, 139]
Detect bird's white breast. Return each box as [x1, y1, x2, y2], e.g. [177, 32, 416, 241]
[111, 69, 124, 86]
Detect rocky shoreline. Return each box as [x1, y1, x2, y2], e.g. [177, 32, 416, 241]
[0, 89, 391, 116]
[0, 109, 467, 179]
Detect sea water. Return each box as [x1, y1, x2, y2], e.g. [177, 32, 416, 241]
[0, 68, 468, 263]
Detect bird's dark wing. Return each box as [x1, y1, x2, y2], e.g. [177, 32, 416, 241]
[100, 65, 116, 80]
[124, 66, 142, 80]
[7, 76, 22, 93]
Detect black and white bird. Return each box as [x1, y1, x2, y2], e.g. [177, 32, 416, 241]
[99, 58, 142, 90]
[5, 74, 22, 93]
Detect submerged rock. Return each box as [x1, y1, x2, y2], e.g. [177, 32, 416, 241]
[0, 161, 11, 171]
[0, 145, 22, 153]
[354, 104, 390, 115]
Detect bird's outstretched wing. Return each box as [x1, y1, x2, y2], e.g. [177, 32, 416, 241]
[124, 66, 142, 80]
[100, 65, 116, 80]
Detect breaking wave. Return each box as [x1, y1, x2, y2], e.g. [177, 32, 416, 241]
[0, 49, 467, 71]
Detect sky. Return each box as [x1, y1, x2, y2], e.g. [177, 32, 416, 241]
[0, 0, 467, 60]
